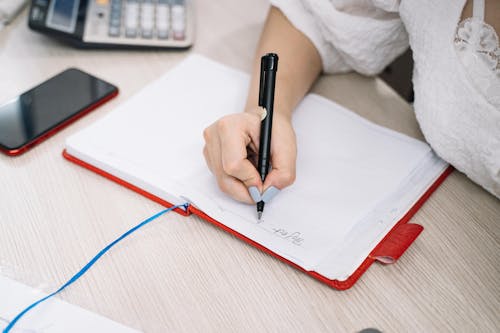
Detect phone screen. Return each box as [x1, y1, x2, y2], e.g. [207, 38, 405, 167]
[0, 68, 117, 154]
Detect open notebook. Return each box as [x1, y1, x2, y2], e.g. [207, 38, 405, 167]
[64, 55, 450, 289]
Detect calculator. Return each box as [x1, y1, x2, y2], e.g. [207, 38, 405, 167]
[28, 0, 194, 49]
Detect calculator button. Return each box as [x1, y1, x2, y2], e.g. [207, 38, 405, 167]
[108, 26, 120, 37]
[110, 8, 121, 17]
[157, 30, 168, 39]
[124, 1, 139, 37]
[141, 2, 154, 17]
[141, 26, 154, 38]
[111, 0, 121, 11]
[108, 0, 122, 37]
[142, 30, 153, 38]
[141, 2, 154, 37]
[111, 13, 121, 22]
[125, 28, 137, 37]
[110, 15, 121, 26]
[110, 16, 121, 26]
[171, 4, 185, 40]
[156, 3, 170, 39]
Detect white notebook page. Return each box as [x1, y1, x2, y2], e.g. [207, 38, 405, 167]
[66, 55, 447, 281]
[0, 275, 139, 333]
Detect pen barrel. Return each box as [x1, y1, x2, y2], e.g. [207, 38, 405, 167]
[257, 54, 278, 182]
[258, 99, 273, 180]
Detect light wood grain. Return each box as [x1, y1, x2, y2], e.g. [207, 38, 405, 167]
[1, 1, 499, 332]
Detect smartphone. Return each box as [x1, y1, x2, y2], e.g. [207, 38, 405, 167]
[0, 68, 118, 156]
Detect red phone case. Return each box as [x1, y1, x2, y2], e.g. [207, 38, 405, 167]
[0, 87, 118, 156]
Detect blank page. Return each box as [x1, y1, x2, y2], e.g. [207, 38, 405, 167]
[0, 275, 139, 332]
[66, 55, 447, 281]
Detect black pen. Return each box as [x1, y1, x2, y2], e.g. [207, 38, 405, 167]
[256, 53, 278, 220]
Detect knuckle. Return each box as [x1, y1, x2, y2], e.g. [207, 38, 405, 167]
[222, 160, 240, 175]
[217, 178, 230, 194]
[202, 127, 211, 141]
[217, 117, 232, 132]
[281, 170, 296, 185]
[246, 112, 261, 125]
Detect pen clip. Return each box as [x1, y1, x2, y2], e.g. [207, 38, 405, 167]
[258, 56, 266, 107]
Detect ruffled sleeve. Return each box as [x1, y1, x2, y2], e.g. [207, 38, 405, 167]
[269, 0, 409, 75]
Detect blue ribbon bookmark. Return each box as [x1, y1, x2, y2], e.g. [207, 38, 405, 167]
[3, 203, 188, 333]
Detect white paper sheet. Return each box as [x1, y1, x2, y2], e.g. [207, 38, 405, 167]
[0, 275, 139, 333]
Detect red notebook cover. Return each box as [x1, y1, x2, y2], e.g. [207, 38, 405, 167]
[62, 149, 453, 290]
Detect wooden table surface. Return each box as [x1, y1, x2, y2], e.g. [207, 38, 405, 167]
[1, 1, 499, 332]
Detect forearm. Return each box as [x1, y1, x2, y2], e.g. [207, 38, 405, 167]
[244, 6, 322, 120]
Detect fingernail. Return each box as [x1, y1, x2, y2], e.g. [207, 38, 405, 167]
[261, 186, 280, 203]
[248, 186, 261, 203]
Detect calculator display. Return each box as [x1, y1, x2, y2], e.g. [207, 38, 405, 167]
[46, 0, 80, 33]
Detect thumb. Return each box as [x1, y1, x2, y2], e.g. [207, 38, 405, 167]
[262, 135, 297, 190]
[263, 166, 296, 191]
[245, 106, 266, 151]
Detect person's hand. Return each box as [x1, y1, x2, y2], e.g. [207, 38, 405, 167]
[203, 107, 297, 204]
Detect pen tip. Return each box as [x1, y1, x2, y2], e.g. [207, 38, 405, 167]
[257, 211, 262, 220]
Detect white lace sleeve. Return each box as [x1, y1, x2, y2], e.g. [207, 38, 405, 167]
[269, 0, 409, 75]
[400, 0, 500, 198]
